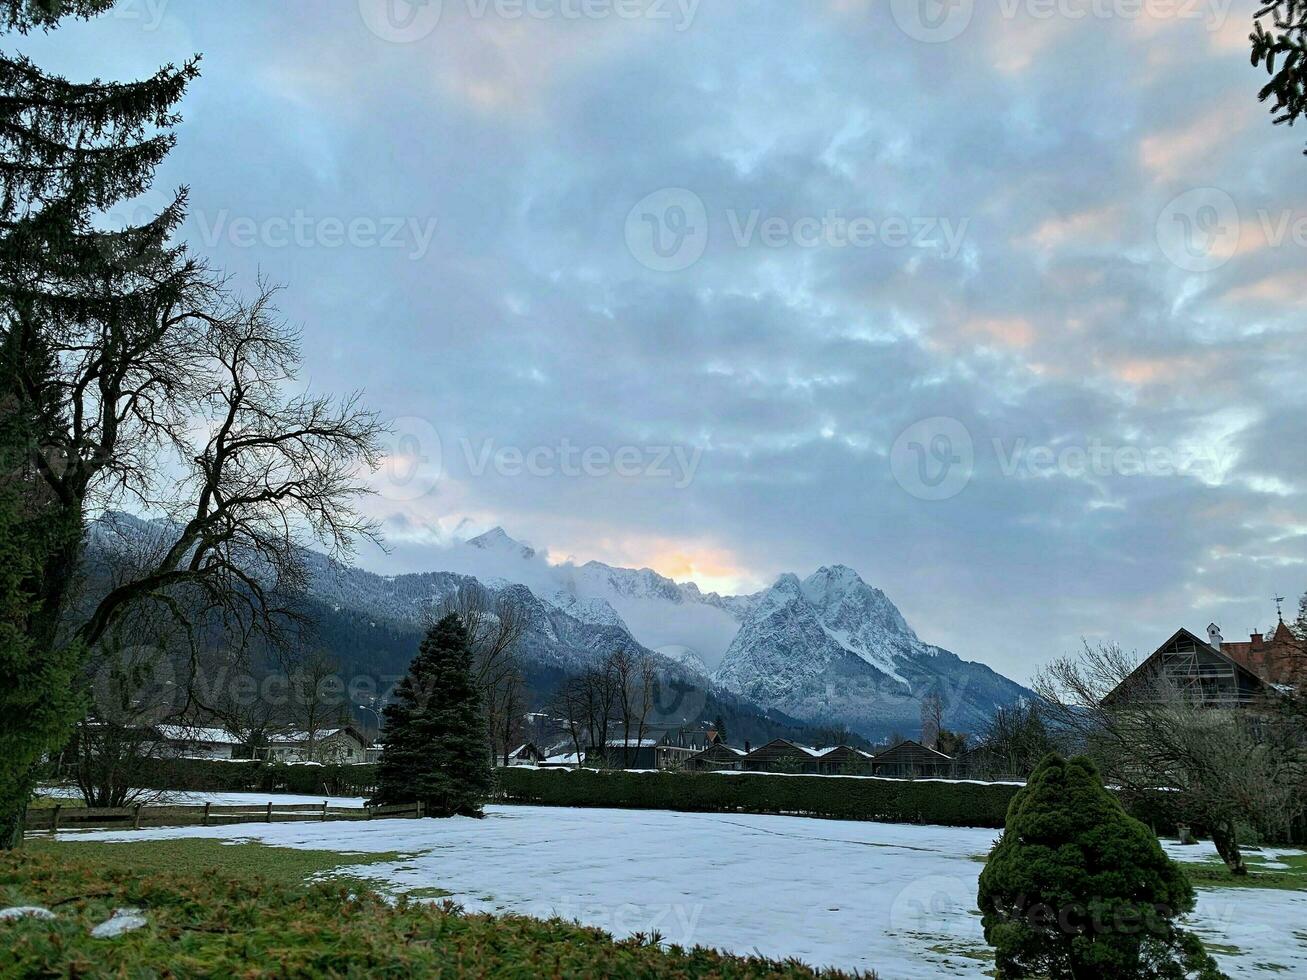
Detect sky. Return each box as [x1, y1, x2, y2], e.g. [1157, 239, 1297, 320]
[17, 0, 1307, 683]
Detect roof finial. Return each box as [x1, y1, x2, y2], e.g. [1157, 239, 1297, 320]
[1274, 594, 1286, 624]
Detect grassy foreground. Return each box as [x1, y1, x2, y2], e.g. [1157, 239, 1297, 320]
[0, 847, 866, 978]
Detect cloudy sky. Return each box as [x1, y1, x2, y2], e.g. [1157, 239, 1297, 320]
[22, 0, 1307, 681]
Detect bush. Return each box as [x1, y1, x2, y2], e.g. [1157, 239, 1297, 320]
[977, 754, 1225, 979]
[0, 849, 864, 978]
[497, 767, 1020, 827]
[126, 758, 379, 798]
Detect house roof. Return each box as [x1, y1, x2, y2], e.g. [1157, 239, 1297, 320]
[155, 725, 241, 745]
[1103, 627, 1274, 706]
[872, 739, 954, 761]
[819, 745, 873, 760]
[1217, 621, 1304, 686]
[742, 738, 822, 760]
[268, 726, 369, 747]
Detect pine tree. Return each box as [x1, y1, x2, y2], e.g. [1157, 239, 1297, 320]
[0, 0, 198, 847]
[713, 714, 728, 745]
[373, 615, 492, 818]
[978, 754, 1224, 980]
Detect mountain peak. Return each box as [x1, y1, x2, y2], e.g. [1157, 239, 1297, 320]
[466, 527, 536, 560]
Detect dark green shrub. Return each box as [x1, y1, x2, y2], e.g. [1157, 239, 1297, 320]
[497, 767, 1020, 827]
[977, 754, 1225, 979]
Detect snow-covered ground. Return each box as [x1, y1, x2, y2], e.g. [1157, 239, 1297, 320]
[55, 804, 1307, 979]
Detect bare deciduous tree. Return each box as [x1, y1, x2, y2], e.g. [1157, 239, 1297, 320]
[609, 648, 657, 765]
[1036, 641, 1307, 875]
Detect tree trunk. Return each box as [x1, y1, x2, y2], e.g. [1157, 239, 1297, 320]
[1210, 819, 1248, 876]
[0, 793, 28, 850]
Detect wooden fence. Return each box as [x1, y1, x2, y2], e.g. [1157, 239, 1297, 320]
[25, 800, 423, 832]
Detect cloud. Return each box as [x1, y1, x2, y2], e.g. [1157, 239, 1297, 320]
[23, 1, 1307, 684]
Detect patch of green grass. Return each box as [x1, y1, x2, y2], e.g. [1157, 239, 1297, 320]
[0, 849, 865, 978]
[1180, 852, 1307, 893]
[24, 837, 406, 890]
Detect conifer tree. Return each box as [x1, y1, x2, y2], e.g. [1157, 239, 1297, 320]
[978, 754, 1224, 980]
[0, 1, 381, 848]
[373, 614, 492, 818]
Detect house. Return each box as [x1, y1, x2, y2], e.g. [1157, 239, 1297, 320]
[1103, 622, 1302, 709]
[265, 727, 369, 765]
[584, 737, 662, 769]
[150, 725, 243, 760]
[653, 728, 713, 769]
[364, 742, 385, 764]
[870, 739, 954, 778]
[740, 739, 822, 773]
[504, 742, 545, 766]
[684, 741, 746, 771]
[579, 728, 715, 770]
[817, 745, 874, 775]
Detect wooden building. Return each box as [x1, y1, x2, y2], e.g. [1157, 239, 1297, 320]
[870, 739, 954, 778]
[1102, 626, 1288, 708]
[504, 742, 545, 766]
[684, 742, 747, 771]
[817, 745, 873, 776]
[740, 739, 822, 774]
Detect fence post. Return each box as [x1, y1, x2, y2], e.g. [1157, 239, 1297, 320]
[50, 804, 61, 833]
[366, 805, 373, 821]
[266, 801, 273, 823]
[133, 804, 142, 830]
[415, 801, 423, 819]
[321, 800, 328, 821]
[203, 802, 211, 827]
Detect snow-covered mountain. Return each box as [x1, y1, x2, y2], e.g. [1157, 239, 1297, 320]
[713, 566, 1031, 735]
[327, 526, 1032, 737]
[86, 515, 1032, 739]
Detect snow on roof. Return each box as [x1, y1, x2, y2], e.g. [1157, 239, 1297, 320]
[544, 752, 582, 765]
[268, 728, 362, 745]
[602, 737, 660, 748]
[155, 725, 241, 745]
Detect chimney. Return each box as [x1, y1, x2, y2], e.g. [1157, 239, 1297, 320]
[1206, 623, 1223, 649]
[1250, 631, 1264, 648]
[744, 740, 751, 754]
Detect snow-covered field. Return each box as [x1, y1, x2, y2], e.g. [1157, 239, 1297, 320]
[55, 801, 1307, 979]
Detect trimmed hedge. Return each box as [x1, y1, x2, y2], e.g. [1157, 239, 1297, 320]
[496, 767, 1020, 828]
[129, 758, 379, 798]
